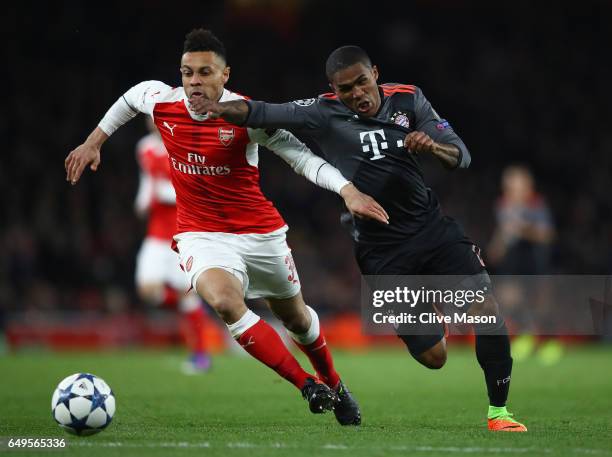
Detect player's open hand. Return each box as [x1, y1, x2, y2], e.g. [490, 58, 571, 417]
[340, 183, 389, 225]
[188, 96, 221, 118]
[404, 131, 436, 155]
[65, 142, 101, 185]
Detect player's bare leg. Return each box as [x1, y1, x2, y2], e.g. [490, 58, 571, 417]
[195, 269, 248, 323]
[178, 291, 212, 374]
[412, 338, 447, 370]
[137, 282, 210, 374]
[196, 269, 336, 413]
[266, 292, 361, 425]
[137, 282, 166, 306]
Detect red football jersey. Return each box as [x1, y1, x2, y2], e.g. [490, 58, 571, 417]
[136, 133, 177, 240]
[129, 81, 285, 235]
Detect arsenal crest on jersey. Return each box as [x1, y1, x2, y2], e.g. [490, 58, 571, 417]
[218, 127, 235, 146]
[390, 111, 410, 128]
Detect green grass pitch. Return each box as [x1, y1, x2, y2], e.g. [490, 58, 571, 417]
[1, 346, 611, 457]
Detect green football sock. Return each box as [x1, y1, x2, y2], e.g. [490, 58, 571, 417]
[488, 405, 509, 419]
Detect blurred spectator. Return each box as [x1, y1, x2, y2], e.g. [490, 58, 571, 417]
[487, 166, 562, 362]
[487, 165, 555, 274]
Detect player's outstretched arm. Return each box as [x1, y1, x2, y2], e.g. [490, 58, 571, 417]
[255, 128, 388, 224]
[340, 183, 389, 225]
[65, 127, 108, 185]
[66, 80, 170, 185]
[189, 97, 325, 131]
[189, 98, 249, 124]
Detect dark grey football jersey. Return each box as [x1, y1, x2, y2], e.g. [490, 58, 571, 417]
[246, 84, 471, 244]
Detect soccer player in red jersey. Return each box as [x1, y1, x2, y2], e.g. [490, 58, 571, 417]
[134, 118, 211, 374]
[66, 30, 388, 425]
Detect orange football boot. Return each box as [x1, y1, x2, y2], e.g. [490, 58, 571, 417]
[488, 413, 528, 432]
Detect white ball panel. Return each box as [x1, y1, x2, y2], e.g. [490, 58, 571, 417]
[51, 389, 60, 409]
[104, 394, 116, 417]
[53, 403, 72, 425]
[71, 378, 94, 396]
[57, 373, 80, 390]
[69, 397, 92, 420]
[85, 407, 108, 428]
[93, 377, 111, 396]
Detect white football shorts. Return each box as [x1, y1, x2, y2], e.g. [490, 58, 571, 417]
[135, 237, 189, 291]
[173, 225, 301, 300]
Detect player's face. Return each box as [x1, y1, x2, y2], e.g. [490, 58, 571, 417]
[503, 168, 534, 203]
[330, 63, 380, 117]
[180, 51, 230, 102]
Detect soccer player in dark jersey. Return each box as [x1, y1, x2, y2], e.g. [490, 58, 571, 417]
[189, 46, 527, 432]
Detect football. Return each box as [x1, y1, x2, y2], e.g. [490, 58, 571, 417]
[51, 373, 116, 436]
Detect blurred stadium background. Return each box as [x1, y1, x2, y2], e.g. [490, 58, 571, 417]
[1, 0, 611, 352]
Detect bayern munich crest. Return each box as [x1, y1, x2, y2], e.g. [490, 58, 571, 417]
[391, 111, 410, 128]
[218, 127, 235, 146]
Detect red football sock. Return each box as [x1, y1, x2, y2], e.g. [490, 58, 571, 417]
[162, 286, 179, 308]
[296, 332, 341, 389]
[237, 320, 312, 389]
[182, 306, 207, 353]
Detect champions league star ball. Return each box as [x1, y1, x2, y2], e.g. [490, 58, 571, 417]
[51, 373, 116, 436]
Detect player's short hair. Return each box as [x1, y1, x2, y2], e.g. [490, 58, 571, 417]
[183, 28, 227, 63]
[325, 45, 372, 81]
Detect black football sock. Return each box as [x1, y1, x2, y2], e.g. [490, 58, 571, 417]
[475, 328, 513, 407]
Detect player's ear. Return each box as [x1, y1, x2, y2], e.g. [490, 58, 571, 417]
[223, 66, 230, 84]
[372, 65, 379, 82]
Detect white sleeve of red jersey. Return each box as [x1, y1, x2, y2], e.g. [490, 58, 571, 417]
[134, 173, 175, 213]
[99, 81, 172, 135]
[134, 172, 153, 216]
[154, 179, 176, 204]
[249, 128, 350, 194]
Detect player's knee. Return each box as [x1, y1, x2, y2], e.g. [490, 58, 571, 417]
[468, 294, 499, 317]
[415, 342, 447, 369]
[420, 351, 447, 370]
[205, 288, 244, 320]
[137, 283, 164, 306]
[469, 295, 508, 335]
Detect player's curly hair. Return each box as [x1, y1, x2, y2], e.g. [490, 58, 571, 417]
[325, 45, 372, 81]
[183, 28, 227, 63]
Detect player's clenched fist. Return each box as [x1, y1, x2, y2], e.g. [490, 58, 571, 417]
[404, 131, 436, 155]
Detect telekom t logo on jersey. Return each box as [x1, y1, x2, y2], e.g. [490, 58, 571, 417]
[360, 129, 405, 160]
[360, 129, 388, 160]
